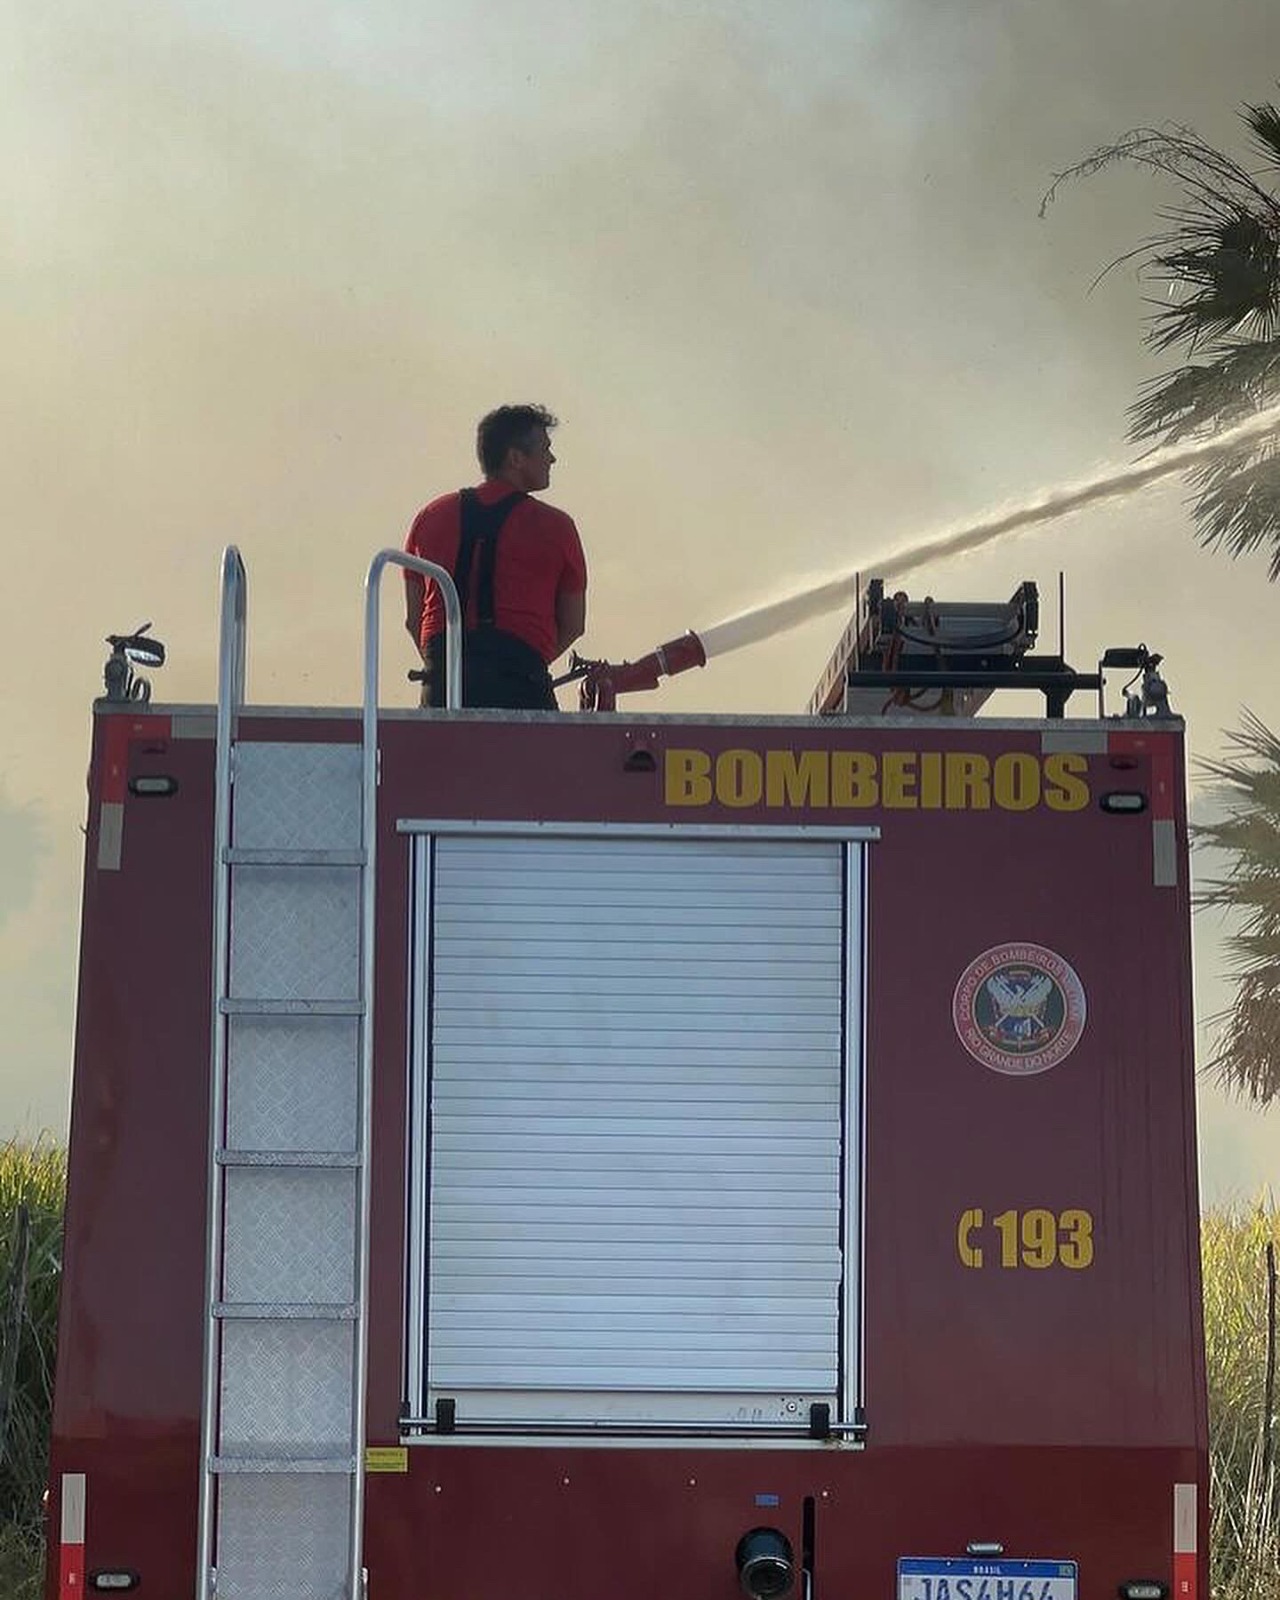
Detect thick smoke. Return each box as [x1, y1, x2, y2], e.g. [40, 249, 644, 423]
[698, 406, 1280, 659]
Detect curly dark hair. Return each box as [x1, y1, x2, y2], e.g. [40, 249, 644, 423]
[476, 404, 559, 476]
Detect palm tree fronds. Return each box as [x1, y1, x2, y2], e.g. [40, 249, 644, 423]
[1185, 448, 1280, 575]
[1201, 974, 1280, 1104]
[1129, 341, 1280, 441]
[1145, 209, 1280, 349]
[1246, 99, 1280, 171]
[1193, 710, 1280, 1103]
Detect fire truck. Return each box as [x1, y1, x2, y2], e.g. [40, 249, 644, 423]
[47, 551, 1205, 1600]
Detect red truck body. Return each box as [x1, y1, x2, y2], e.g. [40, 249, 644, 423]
[48, 692, 1205, 1600]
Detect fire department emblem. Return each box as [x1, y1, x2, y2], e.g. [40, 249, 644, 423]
[952, 942, 1086, 1076]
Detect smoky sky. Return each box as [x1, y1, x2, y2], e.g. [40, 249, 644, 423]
[2, 0, 1278, 1181]
[0, 793, 47, 927]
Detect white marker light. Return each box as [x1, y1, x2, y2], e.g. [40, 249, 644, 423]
[1100, 791, 1147, 813]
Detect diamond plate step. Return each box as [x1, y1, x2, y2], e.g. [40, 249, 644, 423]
[214, 1303, 359, 1321]
[226, 848, 366, 867]
[212, 1455, 358, 1474]
[217, 1150, 360, 1168]
[203, 734, 369, 1600]
[219, 999, 365, 1017]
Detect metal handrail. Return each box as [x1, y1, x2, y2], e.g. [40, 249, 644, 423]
[196, 545, 248, 1600]
[350, 552, 462, 1593]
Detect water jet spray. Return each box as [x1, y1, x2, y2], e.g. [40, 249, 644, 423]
[559, 404, 1277, 712]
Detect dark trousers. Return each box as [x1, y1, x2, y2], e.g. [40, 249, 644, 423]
[419, 628, 557, 711]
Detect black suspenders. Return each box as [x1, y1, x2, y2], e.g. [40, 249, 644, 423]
[454, 489, 527, 628]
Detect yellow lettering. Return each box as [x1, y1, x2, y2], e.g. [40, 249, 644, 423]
[945, 753, 990, 809]
[831, 751, 879, 808]
[1020, 1208, 1058, 1268]
[765, 750, 830, 808]
[881, 751, 918, 809]
[919, 751, 944, 809]
[1044, 752, 1091, 812]
[669, 747, 1091, 813]
[993, 1209, 1019, 1268]
[716, 749, 763, 807]
[992, 752, 1041, 811]
[1059, 1209, 1095, 1269]
[665, 749, 712, 806]
[957, 1208, 984, 1269]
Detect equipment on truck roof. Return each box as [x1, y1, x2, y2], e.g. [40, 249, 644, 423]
[808, 577, 1174, 720]
[102, 622, 165, 703]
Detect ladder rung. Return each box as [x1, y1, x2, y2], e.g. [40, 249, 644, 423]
[218, 1149, 360, 1168]
[219, 998, 365, 1016]
[211, 1455, 358, 1475]
[225, 848, 366, 867]
[214, 1301, 358, 1320]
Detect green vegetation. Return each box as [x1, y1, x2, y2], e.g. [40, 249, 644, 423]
[1045, 99, 1280, 577]
[1203, 1201, 1280, 1600]
[1048, 98, 1280, 1107]
[0, 1142, 1274, 1596]
[0, 1139, 66, 1600]
[1195, 716, 1280, 1107]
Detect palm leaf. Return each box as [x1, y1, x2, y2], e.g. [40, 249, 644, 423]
[1246, 100, 1280, 171]
[1194, 712, 1280, 1104]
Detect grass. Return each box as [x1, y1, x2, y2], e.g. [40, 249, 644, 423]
[0, 1138, 66, 1600]
[0, 1143, 1275, 1597]
[1203, 1200, 1280, 1600]
[0, 1519, 44, 1600]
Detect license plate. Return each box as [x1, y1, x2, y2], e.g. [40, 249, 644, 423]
[897, 1558, 1078, 1600]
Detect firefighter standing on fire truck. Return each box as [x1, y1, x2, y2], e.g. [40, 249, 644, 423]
[404, 404, 588, 710]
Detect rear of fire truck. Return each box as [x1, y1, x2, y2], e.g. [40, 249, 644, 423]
[46, 556, 1205, 1600]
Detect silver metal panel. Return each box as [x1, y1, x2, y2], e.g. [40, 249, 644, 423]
[227, 1016, 358, 1155]
[423, 834, 850, 1421]
[199, 549, 246, 1600]
[220, 1320, 354, 1455]
[142, 700, 1158, 734]
[224, 1168, 356, 1306]
[422, 1389, 828, 1425]
[228, 866, 360, 1001]
[404, 838, 433, 1430]
[400, 818, 880, 839]
[1153, 817, 1178, 887]
[232, 742, 361, 852]
[842, 842, 867, 1424]
[215, 1472, 351, 1600]
[203, 561, 370, 1600]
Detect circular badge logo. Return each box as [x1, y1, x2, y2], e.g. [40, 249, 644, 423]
[952, 942, 1086, 1076]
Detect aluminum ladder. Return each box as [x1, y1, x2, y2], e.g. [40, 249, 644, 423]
[196, 548, 461, 1600]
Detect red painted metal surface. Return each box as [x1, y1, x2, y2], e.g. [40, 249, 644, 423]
[47, 706, 1207, 1600]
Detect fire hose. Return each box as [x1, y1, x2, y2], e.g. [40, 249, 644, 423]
[553, 631, 708, 711]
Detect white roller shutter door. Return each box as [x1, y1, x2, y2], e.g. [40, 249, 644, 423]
[420, 832, 854, 1429]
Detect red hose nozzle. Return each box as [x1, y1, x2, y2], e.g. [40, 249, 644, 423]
[580, 632, 707, 710]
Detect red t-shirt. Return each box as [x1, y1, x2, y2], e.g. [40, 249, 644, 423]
[405, 481, 587, 663]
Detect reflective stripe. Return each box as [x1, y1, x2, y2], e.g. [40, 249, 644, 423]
[1173, 1482, 1197, 1600]
[97, 803, 124, 872]
[1153, 818, 1178, 888]
[59, 1473, 85, 1600]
